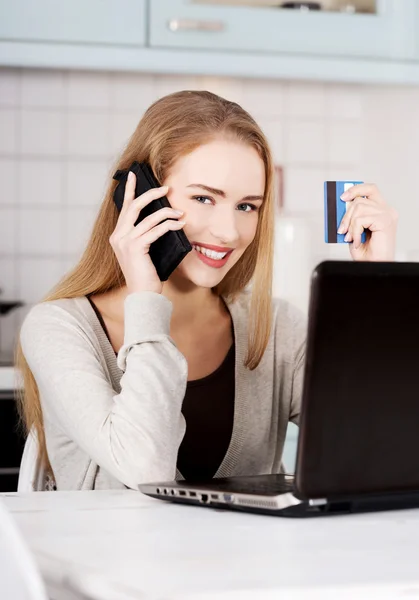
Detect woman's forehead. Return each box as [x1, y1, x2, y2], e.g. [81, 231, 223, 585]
[170, 140, 265, 196]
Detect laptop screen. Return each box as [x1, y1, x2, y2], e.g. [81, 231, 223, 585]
[296, 261, 419, 499]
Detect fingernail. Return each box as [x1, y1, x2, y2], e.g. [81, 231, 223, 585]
[340, 192, 349, 200]
[337, 225, 345, 234]
[344, 233, 351, 242]
[128, 171, 134, 182]
[174, 210, 183, 215]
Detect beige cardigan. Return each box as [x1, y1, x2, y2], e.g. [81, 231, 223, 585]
[20, 290, 306, 491]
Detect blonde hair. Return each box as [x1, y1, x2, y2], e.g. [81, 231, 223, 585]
[15, 90, 276, 469]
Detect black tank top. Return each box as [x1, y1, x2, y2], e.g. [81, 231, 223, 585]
[177, 342, 235, 480]
[87, 296, 235, 481]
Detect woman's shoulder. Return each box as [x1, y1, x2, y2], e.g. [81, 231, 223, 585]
[270, 296, 307, 361]
[227, 289, 306, 328]
[271, 296, 307, 331]
[228, 289, 306, 363]
[20, 296, 93, 345]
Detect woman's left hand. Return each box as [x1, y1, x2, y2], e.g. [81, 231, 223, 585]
[337, 183, 398, 262]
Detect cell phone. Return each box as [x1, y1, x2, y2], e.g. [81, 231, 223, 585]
[113, 161, 192, 281]
[324, 180, 366, 244]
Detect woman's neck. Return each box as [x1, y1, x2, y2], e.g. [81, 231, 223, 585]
[97, 282, 226, 331]
[162, 280, 226, 331]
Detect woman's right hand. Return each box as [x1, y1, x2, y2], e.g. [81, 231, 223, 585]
[109, 171, 185, 295]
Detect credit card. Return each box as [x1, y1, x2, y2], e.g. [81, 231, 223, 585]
[324, 181, 366, 244]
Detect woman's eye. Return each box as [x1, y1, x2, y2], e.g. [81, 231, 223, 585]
[238, 203, 258, 212]
[192, 196, 258, 212]
[193, 196, 212, 205]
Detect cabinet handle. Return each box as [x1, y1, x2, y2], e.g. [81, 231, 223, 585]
[168, 19, 225, 32]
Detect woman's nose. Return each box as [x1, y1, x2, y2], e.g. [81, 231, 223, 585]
[208, 210, 240, 245]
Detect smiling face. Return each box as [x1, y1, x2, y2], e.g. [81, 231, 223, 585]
[164, 138, 265, 289]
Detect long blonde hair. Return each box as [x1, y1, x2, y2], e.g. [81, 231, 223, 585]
[15, 90, 276, 468]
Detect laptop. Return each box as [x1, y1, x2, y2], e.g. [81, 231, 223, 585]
[139, 261, 419, 517]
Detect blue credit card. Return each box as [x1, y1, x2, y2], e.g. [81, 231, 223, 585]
[324, 181, 366, 244]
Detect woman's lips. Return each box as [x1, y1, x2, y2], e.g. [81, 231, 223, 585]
[193, 247, 233, 269]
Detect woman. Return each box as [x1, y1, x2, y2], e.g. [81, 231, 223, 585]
[16, 90, 398, 491]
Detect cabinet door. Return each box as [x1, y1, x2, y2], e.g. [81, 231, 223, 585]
[0, 0, 146, 46]
[150, 0, 415, 60]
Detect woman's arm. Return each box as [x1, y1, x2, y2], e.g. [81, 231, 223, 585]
[20, 292, 187, 489]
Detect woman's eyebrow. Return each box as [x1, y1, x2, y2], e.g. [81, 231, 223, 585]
[187, 183, 264, 202]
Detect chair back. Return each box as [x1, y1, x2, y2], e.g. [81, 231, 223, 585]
[18, 429, 46, 492]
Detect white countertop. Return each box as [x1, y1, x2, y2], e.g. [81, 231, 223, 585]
[2, 490, 419, 600]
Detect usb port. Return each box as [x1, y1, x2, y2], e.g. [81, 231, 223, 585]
[189, 491, 197, 498]
[179, 490, 186, 497]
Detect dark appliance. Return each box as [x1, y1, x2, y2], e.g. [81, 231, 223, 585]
[0, 290, 25, 491]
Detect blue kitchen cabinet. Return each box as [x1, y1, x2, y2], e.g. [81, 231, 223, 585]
[0, 0, 147, 47]
[150, 0, 416, 61]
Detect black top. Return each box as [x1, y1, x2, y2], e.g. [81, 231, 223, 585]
[177, 341, 235, 480]
[86, 296, 235, 481]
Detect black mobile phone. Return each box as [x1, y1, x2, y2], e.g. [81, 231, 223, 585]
[113, 161, 192, 281]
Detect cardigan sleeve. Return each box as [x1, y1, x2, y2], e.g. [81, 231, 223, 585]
[20, 292, 188, 490]
[289, 337, 306, 425]
[287, 303, 307, 425]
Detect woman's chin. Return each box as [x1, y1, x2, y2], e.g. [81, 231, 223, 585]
[174, 262, 228, 289]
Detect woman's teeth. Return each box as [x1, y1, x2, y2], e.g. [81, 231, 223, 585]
[193, 245, 228, 260]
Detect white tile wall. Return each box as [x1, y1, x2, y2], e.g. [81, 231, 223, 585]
[0, 209, 17, 254]
[0, 70, 19, 106]
[110, 113, 142, 155]
[0, 159, 17, 206]
[242, 79, 285, 118]
[67, 71, 111, 110]
[0, 109, 18, 154]
[65, 161, 110, 207]
[63, 206, 98, 256]
[286, 82, 326, 118]
[258, 119, 284, 163]
[66, 112, 111, 158]
[155, 75, 201, 101]
[20, 110, 63, 155]
[111, 73, 156, 112]
[0, 66, 418, 355]
[326, 85, 363, 120]
[18, 258, 63, 304]
[327, 121, 362, 166]
[19, 160, 63, 206]
[18, 208, 63, 255]
[285, 120, 327, 164]
[21, 70, 66, 108]
[0, 259, 16, 298]
[285, 166, 327, 213]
